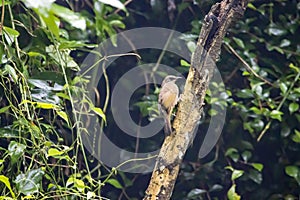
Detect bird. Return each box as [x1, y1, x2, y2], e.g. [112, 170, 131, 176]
[158, 75, 181, 136]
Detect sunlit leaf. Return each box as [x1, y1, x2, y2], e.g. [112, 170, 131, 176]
[289, 63, 300, 73]
[3, 26, 20, 38]
[27, 51, 46, 60]
[270, 110, 283, 121]
[51, 4, 86, 30]
[252, 163, 264, 172]
[231, 169, 244, 181]
[180, 59, 190, 67]
[35, 102, 59, 109]
[0, 175, 15, 198]
[227, 184, 241, 200]
[48, 148, 64, 157]
[91, 106, 106, 122]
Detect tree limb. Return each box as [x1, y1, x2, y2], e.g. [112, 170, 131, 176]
[143, 0, 249, 199]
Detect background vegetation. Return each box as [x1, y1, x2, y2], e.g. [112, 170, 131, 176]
[0, 0, 299, 199]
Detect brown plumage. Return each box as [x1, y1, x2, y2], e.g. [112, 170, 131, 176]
[158, 75, 181, 136]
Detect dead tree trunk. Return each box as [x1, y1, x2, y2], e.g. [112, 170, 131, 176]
[143, 0, 249, 199]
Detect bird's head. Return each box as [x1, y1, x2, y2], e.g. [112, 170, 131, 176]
[161, 75, 182, 86]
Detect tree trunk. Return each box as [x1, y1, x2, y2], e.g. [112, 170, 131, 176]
[143, 0, 250, 199]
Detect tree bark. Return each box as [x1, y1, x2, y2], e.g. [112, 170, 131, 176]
[143, 0, 250, 199]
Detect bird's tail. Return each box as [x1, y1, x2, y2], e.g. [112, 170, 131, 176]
[164, 115, 172, 136]
[158, 104, 172, 136]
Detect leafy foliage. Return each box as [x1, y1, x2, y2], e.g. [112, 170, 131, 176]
[0, 0, 299, 199]
[0, 0, 123, 198]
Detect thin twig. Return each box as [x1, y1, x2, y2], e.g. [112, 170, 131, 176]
[257, 64, 300, 141]
[0, 0, 4, 33]
[225, 43, 274, 86]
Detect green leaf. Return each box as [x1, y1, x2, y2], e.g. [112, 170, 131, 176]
[252, 84, 262, 96]
[22, 0, 55, 9]
[59, 40, 97, 50]
[0, 175, 15, 198]
[209, 184, 223, 192]
[74, 179, 86, 192]
[109, 20, 125, 29]
[285, 166, 299, 178]
[97, 0, 125, 10]
[292, 130, 300, 143]
[285, 165, 300, 185]
[231, 169, 244, 181]
[270, 110, 283, 121]
[227, 184, 241, 200]
[87, 191, 96, 199]
[233, 37, 245, 49]
[208, 108, 218, 116]
[39, 11, 60, 38]
[281, 126, 291, 137]
[289, 63, 300, 73]
[187, 41, 196, 53]
[106, 179, 123, 189]
[28, 79, 64, 91]
[56, 111, 69, 125]
[0, 105, 10, 114]
[268, 23, 287, 36]
[50, 4, 86, 30]
[279, 82, 288, 94]
[225, 148, 239, 162]
[248, 169, 262, 184]
[35, 102, 59, 109]
[8, 141, 26, 165]
[48, 148, 64, 157]
[289, 102, 299, 114]
[187, 188, 207, 197]
[280, 39, 291, 47]
[252, 163, 264, 172]
[27, 51, 46, 60]
[30, 72, 65, 85]
[14, 168, 44, 195]
[247, 3, 256, 10]
[241, 151, 252, 162]
[236, 89, 254, 98]
[91, 106, 106, 122]
[250, 106, 262, 115]
[5, 65, 18, 82]
[180, 59, 190, 67]
[3, 26, 20, 38]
